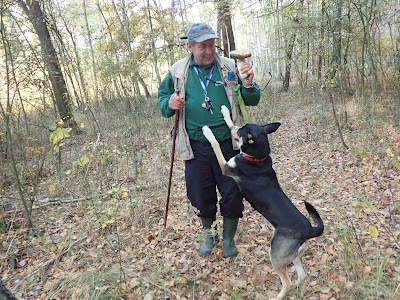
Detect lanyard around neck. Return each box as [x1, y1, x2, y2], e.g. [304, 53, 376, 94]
[193, 64, 215, 95]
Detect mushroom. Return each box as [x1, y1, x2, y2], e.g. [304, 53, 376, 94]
[230, 50, 252, 79]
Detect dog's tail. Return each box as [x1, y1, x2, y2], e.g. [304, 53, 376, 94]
[304, 201, 324, 239]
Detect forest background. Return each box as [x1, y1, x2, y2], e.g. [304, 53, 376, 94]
[0, 0, 399, 299]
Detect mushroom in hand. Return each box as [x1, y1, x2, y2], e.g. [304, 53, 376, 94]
[230, 50, 252, 79]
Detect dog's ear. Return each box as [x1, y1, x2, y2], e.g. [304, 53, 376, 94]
[264, 122, 281, 135]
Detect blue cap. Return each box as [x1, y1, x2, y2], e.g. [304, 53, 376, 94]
[181, 23, 219, 42]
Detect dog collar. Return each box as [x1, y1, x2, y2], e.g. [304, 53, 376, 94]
[241, 153, 266, 162]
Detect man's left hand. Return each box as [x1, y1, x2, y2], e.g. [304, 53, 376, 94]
[237, 62, 254, 87]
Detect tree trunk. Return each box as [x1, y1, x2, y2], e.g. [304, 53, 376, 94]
[170, 0, 184, 57]
[224, 8, 236, 52]
[0, 14, 34, 229]
[83, 0, 99, 100]
[97, 2, 127, 98]
[112, 0, 142, 98]
[218, 0, 235, 55]
[365, 0, 377, 115]
[18, 0, 78, 130]
[153, 0, 172, 66]
[317, 0, 325, 82]
[282, 0, 305, 91]
[144, 0, 161, 86]
[329, 0, 343, 80]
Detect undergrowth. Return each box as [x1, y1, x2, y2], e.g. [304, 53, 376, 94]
[1, 85, 399, 299]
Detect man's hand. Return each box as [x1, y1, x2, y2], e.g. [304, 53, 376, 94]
[237, 62, 254, 87]
[169, 92, 185, 110]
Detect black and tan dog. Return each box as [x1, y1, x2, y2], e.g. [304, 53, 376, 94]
[202, 105, 324, 300]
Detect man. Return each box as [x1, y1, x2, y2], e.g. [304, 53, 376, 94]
[157, 23, 260, 258]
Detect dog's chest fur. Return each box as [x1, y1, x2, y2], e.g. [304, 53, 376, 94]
[230, 155, 311, 232]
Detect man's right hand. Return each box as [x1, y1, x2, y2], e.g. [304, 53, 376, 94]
[169, 92, 185, 110]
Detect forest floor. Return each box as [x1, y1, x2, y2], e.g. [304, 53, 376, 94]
[1, 84, 400, 299]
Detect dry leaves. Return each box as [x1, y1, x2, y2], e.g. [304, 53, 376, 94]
[1, 91, 399, 299]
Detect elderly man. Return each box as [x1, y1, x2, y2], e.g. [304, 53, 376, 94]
[157, 23, 260, 258]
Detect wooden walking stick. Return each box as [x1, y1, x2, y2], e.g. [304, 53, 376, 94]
[164, 92, 180, 229]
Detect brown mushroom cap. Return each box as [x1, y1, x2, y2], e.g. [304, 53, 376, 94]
[230, 50, 252, 59]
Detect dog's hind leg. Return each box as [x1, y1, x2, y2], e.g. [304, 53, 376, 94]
[269, 235, 295, 300]
[270, 264, 292, 300]
[293, 257, 306, 286]
[293, 241, 309, 286]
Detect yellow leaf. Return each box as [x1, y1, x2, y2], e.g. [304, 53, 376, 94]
[65, 169, 72, 175]
[79, 155, 89, 166]
[49, 183, 56, 192]
[369, 225, 378, 237]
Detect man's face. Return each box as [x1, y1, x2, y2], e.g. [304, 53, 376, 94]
[187, 39, 216, 67]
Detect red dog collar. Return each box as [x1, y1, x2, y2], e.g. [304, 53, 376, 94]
[241, 153, 266, 162]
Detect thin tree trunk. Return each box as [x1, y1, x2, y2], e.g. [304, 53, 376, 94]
[325, 83, 349, 150]
[251, 15, 259, 73]
[18, 0, 78, 130]
[153, 0, 172, 66]
[144, 0, 161, 86]
[97, 2, 126, 97]
[0, 13, 33, 229]
[365, 0, 377, 116]
[352, 0, 367, 105]
[170, 0, 184, 57]
[83, 0, 99, 100]
[111, 0, 142, 98]
[283, 0, 305, 91]
[329, 0, 343, 80]
[317, 0, 325, 82]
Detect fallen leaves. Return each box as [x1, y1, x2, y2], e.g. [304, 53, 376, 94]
[1, 92, 399, 300]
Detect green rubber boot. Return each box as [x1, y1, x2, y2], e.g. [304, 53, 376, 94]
[222, 217, 239, 258]
[198, 217, 218, 257]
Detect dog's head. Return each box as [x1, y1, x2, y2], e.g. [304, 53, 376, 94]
[232, 122, 281, 157]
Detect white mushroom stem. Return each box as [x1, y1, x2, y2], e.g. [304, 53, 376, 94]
[236, 58, 248, 79]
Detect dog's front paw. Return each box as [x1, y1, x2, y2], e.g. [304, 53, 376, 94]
[221, 105, 229, 117]
[221, 105, 234, 128]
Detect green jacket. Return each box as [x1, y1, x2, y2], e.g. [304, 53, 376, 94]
[157, 53, 260, 160]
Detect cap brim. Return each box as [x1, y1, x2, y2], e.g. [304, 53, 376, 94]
[193, 34, 220, 42]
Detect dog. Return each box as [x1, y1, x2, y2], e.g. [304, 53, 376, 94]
[202, 105, 324, 300]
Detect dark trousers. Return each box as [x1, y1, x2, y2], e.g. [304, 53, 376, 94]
[185, 139, 244, 218]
